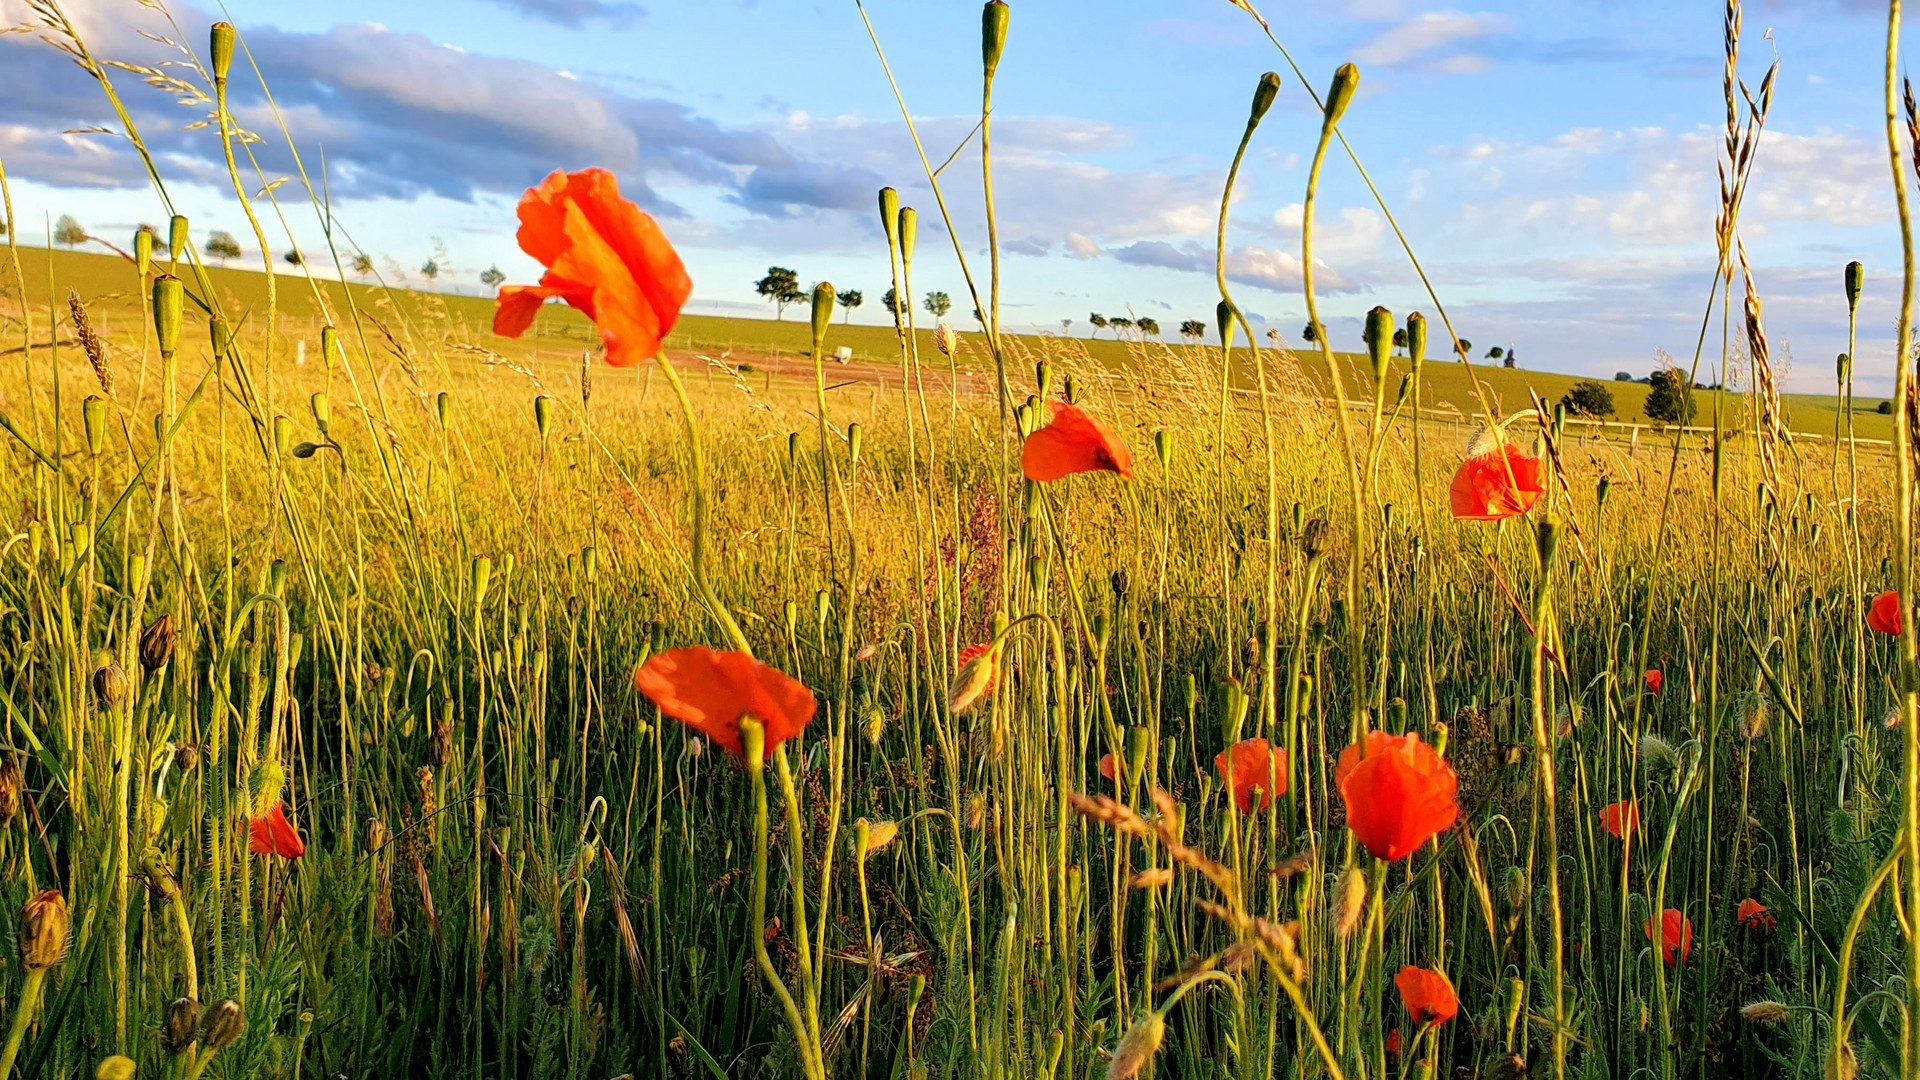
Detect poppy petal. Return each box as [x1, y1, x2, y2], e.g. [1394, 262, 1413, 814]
[1449, 443, 1546, 521]
[634, 647, 816, 757]
[1021, 403, 1134, 481]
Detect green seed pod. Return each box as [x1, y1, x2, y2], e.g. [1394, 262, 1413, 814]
[847, 422, 863, 463]
[1364, 305, 1393, 385]
[898, 207, 917, 264]
[1215, 300, 1234, 347]
[471, 557, 493, 605]
[167, 215, 188, 263]
[811, 281, 835, 351]
[582, 546, 596, 582]
[1596, 476, 1611, 507]
[272, 415, 293, 457]
[1250, 71, 1281, 126]
[879, 187, 900, 250]
[534, 394, 553, 439]
[1845, 260, 1864, 308]
[82, 396, 106, 456]
[1035, 360, 1052, 397]
[210, 315, 232, 359]
[787, 431, 801, 466]
[1062, 374, 1078, 404]
[783, 600, 798, 638]
[1014, 403, 1033, 437]
[320, 325, 339, 371]
[268, 558, 286, 596]
[982, 1, 1010, 79]
[1125, 725, 1152, 783]
[1183, 673, 1198, 714]
[1837, 352, 1852, 383]
[435, 391, 451, 428]
[134, 228, 154, 280]
[1535, 516, 1561, 566]
[152, 275, 184, 356]
[210, 21, 237, 85]
[1154, 429, 1173, 469]
[310, 392, 330, 434]
[1405, 311, 1427, 372]
[815, 589, 831, 629]
[1324, 62, 1360, 127]
[1291, 502, 1304, 534]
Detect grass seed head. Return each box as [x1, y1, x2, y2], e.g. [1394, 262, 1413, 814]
[1332, 867, 1368, 938]
[1742, 1001, 1788, 1023]
[249, 759, 286, 817]
[1107, 1011, 1165, 1080]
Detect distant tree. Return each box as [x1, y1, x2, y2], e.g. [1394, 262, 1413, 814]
[1644, 368, 1698, 425]
[881, 287, 906, 324]
[1301, 321, 1318, 344]
[351, 253, 375, 278]
[924, 291, 952, 318]
[1109, 317, 1135, 335]
[1614, 371, 1634, 382]
[204, 230, 242, 263]
[284, 249, 303, 266]
[1486, 346, 1504, 360]
[836, 288, 863, 323]
[1061, 318, 1074, 333]
[54, 215, 87, 247]
[1089, 313, 1108, 337]
[480, 265, 506, 290]
[1136, 316, 1160, 337]
[755, 266, 804, 320]
[420, 259, 441, 282]
[1179, 319, 1206, 341]
[1560, 379, 1615, 418]
[1455, 338, 1471, 356]
[1392, 327, 1409, 355]
[1878, 400, 1895, 415]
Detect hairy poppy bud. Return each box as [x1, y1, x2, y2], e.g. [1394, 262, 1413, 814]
[878, 187, 899, 250]
[92, 661, 127, 708]
[135, 227, 154, 280]
[210, 315, 232, 359]
[162, 996, 202, 1051]
[811, 281, 835, 350]
[273, 415, 293, 457]
[472, 557, 492, 605]
[168, 215, 189, 263]
[935, 323, 959, 356]
[311, 391, 331, 434]
[249, 758, 285, 817]
[200, 998, 245, 1050]
[1837, 352, 1852, 384]
[1154, 430, 1173, 468]
[1324, 63, 1359, 126]
[898, 208, 918, 267]
[210, 22, 236, 85]
[82, 395, 106, 456]
[435, 391, 451, 428]
[1215, 300, 1234, 346]
[320, 324, 339, 370]
[982, 1, 1010, 78]
[1364, 305, 1394, 386]
[847, 422, 863, 463]
[141, 613, 176, 673]
[21, 889, 69, 969]
[1405, 312, 1427, 371]
[152, 275, 184, 357]
[1845, 260, 1864, 308]
[0, 757, 20, 825]
[1108, 1011, 1165, 1080]
[948, 644, 1001, 716]
[1250, 71, 1281, 125]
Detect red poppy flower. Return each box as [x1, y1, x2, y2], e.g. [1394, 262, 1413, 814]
[492, 168, 692, 368]
[1385, 1029, 1401, 1056]
[1869, 590, 1903, 636]
[957, 643, 1000, 693]
[634, 647, 816, 757]
[1601, 800, 1640, 840]
[1395, 966, 1459, 1027]
[249, 802, 305, 859]
[1214, 737, 1286, 814]
[1643, 669, 1662, 695]
[1099, 753, 1118, 783]
[1737, 898, 1776, 931]
[1449, 443, 1546, 521]
[1645, 908, 1693, 965]
[1020, 402, 1134, 482]
[1336, 731, 1459, 861]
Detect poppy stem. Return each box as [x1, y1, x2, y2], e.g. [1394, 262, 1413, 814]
[742, 722, 824, 1080]
[649, 351, 751, 654]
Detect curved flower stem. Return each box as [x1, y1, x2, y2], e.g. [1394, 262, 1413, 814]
[743, 722, 824, 1080]
[650, 351, 751, 654]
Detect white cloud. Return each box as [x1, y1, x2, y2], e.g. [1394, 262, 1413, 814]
[1352, 11, 1514, 68]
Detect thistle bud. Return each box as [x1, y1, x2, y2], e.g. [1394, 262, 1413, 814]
[534, 395, 553, 440]
[811, 282, 835, 350]
[1845, 260, 1864, 308]
[20, 888, 69, 970]
[162, 996, 202, 1051]
[168, 215, 189, 263]
[200, 998, 245, 1050]
[152, 275, 184, 356]
[249, 758, 285, 817]
[92, 661, 127, 708]
[898, 206, 917, 263]
[1405, 312, 1427, 371]
[83, 395, 106, 456]
[174, 744, 198, 772]
[210, 21, 236, 85]
[935, 323, 959, 357]
[1301, 517, 1332, 559]
[140, 613, 176, 673]
[135, 227, 154, 280]
[365, 817, 389, 854]
[982, 1, 1010, 79]
[0, 757, 20, 826]
[879, 187, 900, 250]
[1363, 305, 1393, 385]
[1324, 63, 1360, 127]
[210, 315, 232, 359]
[1250, 71, 1281, 126]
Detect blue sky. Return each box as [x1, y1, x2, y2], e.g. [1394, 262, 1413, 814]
[0, 0, 1911, 391]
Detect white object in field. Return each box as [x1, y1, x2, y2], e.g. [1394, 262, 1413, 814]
[296, 339, 307, 366]
[834, 346, 853, 363]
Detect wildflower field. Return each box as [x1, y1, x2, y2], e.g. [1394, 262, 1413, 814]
[3, 1, 1920, 1079]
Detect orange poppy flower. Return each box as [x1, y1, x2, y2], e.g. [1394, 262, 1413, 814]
[1336, 730, 1459, 861]
[1385, 1029, 1401, 1056]
[1449, 442, 1546, 521]
[249, 802, 305, 859]
[957, 643, 1000, 692]
[1395, 965, 1459, 1026]
[1869, 590, 1903, 636]
[1214, 737, 1286, 814]
[1737, 898, 1776, 931]
[1099, 753, 1118, 783]
[1601, 800, 1640, 839]
[1643, 669, 1662, 695]
[1021, 402, 1134, 482]
[492, 168, 691, 368]
[1645, 908, 1692, 965]
[634, 647, 816, 757]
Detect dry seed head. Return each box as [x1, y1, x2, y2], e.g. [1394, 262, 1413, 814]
[70, 293, 112, 397]
[936, 322, 960, 357]
[200, 998, 245, 1050]
[1106, 1012, 1165, 1080]
[141, 613, 177, 673]
[1128, 867, 1173, 889]
[162, 996, 202, 1051]
[92, 661, 127, 708]
[1486, 1054, 1529, 1080]
[1301, 517, 1332, 559]
[21, 888, 69, 970]
[174, 744, 198, 773]
[365, 817, 389, 854]
[0, 757, 19, 826]
[1741, 1000, 1789, 1023]
[1332, 867, 1368, 938]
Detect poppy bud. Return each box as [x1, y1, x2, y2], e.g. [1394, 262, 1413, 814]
[472, 557, 493, 605]
[1035, 360, 1052, 397]
[435, 391, 451, 428]
[1215, 300, 1234, 347]
[200, 998, 245, 1049]
[1324, 63, 1360, 127]
[860, 818, 899, 856]
[168, 215, 189, 263]
[135, 227, 154, 280]
[811, 282, 835, 350]
[1250, 71, 1281, 126]
[1845, 260, 1864, 308]
[92, 661, 127, 708]
[175, 744, 198, 772]
[847, 422, 863, 463]
[1062, 374, 1078, 403]
[1596, 476, 1611, 507]
[249, 759, 285, 817]
[533, 394, 553, 441]
[936, 323, 959, 357]
[1154, 430, 1173, 468]
[982, 1, 1010, 78]
[210, 21, 236, 85]
[162, 996, 201, 1051]
[0, 758, 19, 825]
[82, 395, 106, 456]
[948, 644, 1001, 715]
[878, 187, 900, 249]
[898, 206, 917, 263]
[210, 315, 232, 359]
[1364, 305, 1393, 385]
[311, 391, 331, 434]
[320, 325, 339, 370]
[1405, 312, 1427, 371]
[1837, 352, 1852, 383]
[20, 889, 69, 969]
[140, 613, 176, 673]
[152, 275, 184, 356]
